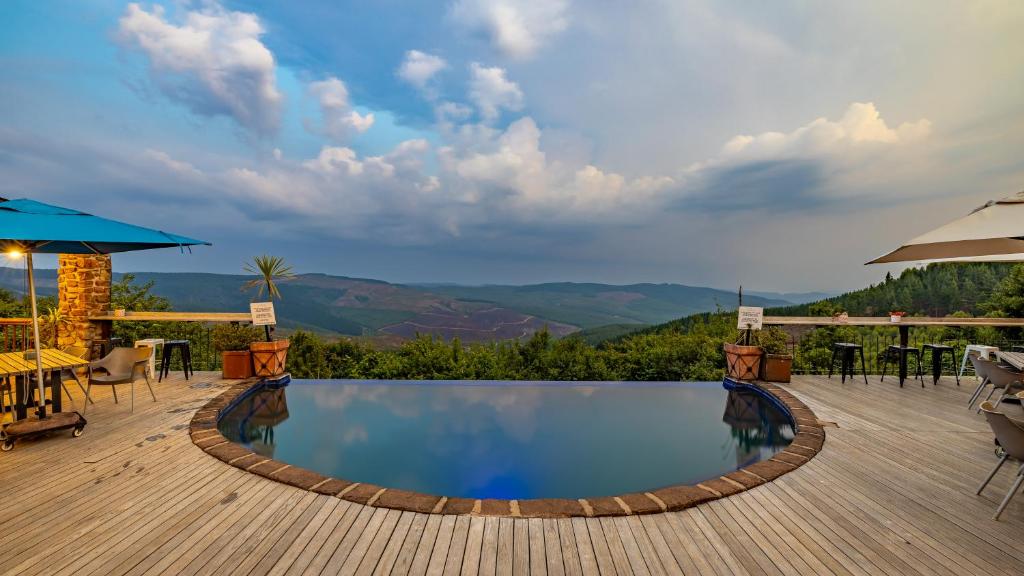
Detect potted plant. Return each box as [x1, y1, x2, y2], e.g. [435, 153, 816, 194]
[243, 255, 294, 376]
[42, 305, 71, 348]
[724, 328, 763, 380]
[212, 323, 260, 379]
[757, 327, 793, 383]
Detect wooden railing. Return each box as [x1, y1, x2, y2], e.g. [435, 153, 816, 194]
[0, 318, 33, 353]
[89, 311, 254, 372]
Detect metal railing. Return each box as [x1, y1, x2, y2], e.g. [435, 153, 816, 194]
[110, 322, 221, 371]
[781, 327, 1024, 375]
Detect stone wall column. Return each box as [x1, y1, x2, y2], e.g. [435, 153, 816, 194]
[57, 254, 112, 354]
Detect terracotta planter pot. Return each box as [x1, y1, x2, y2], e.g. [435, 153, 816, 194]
[250, 339, 289, 376]
[762, 354, 793, 383]
[221, 350, 253, 380]
[724, 343, 763, 381]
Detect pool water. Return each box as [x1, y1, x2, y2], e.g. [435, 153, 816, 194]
[217, 380, 794, 500]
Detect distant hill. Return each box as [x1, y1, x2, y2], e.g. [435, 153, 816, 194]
[746, 290, 836, 305]
[420, 282, 789, 328]
[0, 267, 797, 343]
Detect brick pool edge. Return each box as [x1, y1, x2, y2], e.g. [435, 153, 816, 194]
[189, 376, 825, 518]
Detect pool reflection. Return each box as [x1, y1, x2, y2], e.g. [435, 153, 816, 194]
[722, 390, 795, 468]
[217, 380, 794, 500]
[218, 387, 289, 458]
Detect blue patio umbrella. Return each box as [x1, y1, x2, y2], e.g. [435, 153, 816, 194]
[0, 198, 209, 421]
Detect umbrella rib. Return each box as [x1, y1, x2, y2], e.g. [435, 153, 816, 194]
[80, 241, 103, 255]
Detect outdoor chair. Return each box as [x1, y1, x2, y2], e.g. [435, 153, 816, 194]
[968, 354, 995, 409]
[880, 345, 924, 387]
[828, 342, 868, 385]
[158, 340, 193, 382]
[922, 343, 959, 386]
[977, 397, 1024, 520]
[975, 361, 1024, 413]
[85, 346, 156, 414]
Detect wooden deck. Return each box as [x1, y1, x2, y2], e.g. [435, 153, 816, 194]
[1, 372, 1023, 575]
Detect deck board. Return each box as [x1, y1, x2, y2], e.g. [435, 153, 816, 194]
[2, 372, 1024, 575]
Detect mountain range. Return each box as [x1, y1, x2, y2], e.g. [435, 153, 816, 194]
[0, 267, 827, 342]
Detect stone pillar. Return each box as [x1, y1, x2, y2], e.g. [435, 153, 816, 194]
[57, 254, 112, 354]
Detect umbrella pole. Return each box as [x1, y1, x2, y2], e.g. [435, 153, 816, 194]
[26, 253, 47, 420]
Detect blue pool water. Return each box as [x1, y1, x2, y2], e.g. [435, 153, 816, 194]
[218, 380, 794, 500]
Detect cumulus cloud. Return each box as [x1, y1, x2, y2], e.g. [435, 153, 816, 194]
[306, 77, 375, 141]
[467, 63, 524, 121]
[686, 102, 933, 210]
[117, 2, 282, 135]
[442, 117, 674, 219]
[142, 149, 203, 179]
[397, 50, 447, 89]
[715, 102, 931, 164]
[449, 0, 569, 59]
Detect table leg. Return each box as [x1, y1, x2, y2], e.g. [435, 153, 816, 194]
[49, 370, 62, 413]
[14, 374, 26, 420]
[899, 326, 909, 386]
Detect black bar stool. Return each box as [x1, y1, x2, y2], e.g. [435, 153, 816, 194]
[89, 337, 122, 360]
[881, 345, 924, 387]
[922, 344, 960, 386]
[159, 340, 193, 382]
[828, 342, 868, 385]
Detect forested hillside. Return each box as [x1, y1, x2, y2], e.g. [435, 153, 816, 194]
[635, 263, 1016, 340]
[771, 262, 1014, 318]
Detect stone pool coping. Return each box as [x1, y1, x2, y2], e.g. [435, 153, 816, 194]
[189, 375, 825, 518]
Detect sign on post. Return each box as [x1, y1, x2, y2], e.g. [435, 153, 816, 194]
[250, 302, 277, 326]
[737, 306, 764, 330]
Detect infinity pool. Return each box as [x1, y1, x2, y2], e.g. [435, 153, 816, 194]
[217, 380, 794, 500]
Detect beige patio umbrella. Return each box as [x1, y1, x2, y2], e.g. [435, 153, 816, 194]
[868, 191, 1024, 264]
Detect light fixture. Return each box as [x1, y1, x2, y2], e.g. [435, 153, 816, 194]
[5, 249, 24, 260]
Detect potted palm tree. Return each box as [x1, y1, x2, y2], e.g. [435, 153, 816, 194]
[244, 255, 294, 376]
[212, 323, 260, 379]
[42, 305, 71, 348]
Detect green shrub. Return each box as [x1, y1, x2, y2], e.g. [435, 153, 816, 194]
[212, 323, 261, 352]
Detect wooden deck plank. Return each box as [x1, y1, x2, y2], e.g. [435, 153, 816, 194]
[555, 518, 583, 576]
[370, 511, 416, 576]
[424, 514, 457, 576]
[495, 517, 514, 576]
[528, 518, 547, 575]
[351, 507, 403, 575]
[442, 515, 471, 576]
[511, 516, 530, 575]
[459, 517, 486, 576]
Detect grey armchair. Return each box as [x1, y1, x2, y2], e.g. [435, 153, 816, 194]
[977, 397, 1024, 520]
[975, 361, 1024, 413]
[85, 347, 156, 413]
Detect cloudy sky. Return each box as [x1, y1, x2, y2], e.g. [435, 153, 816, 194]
[2, 1, 1023, 292]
